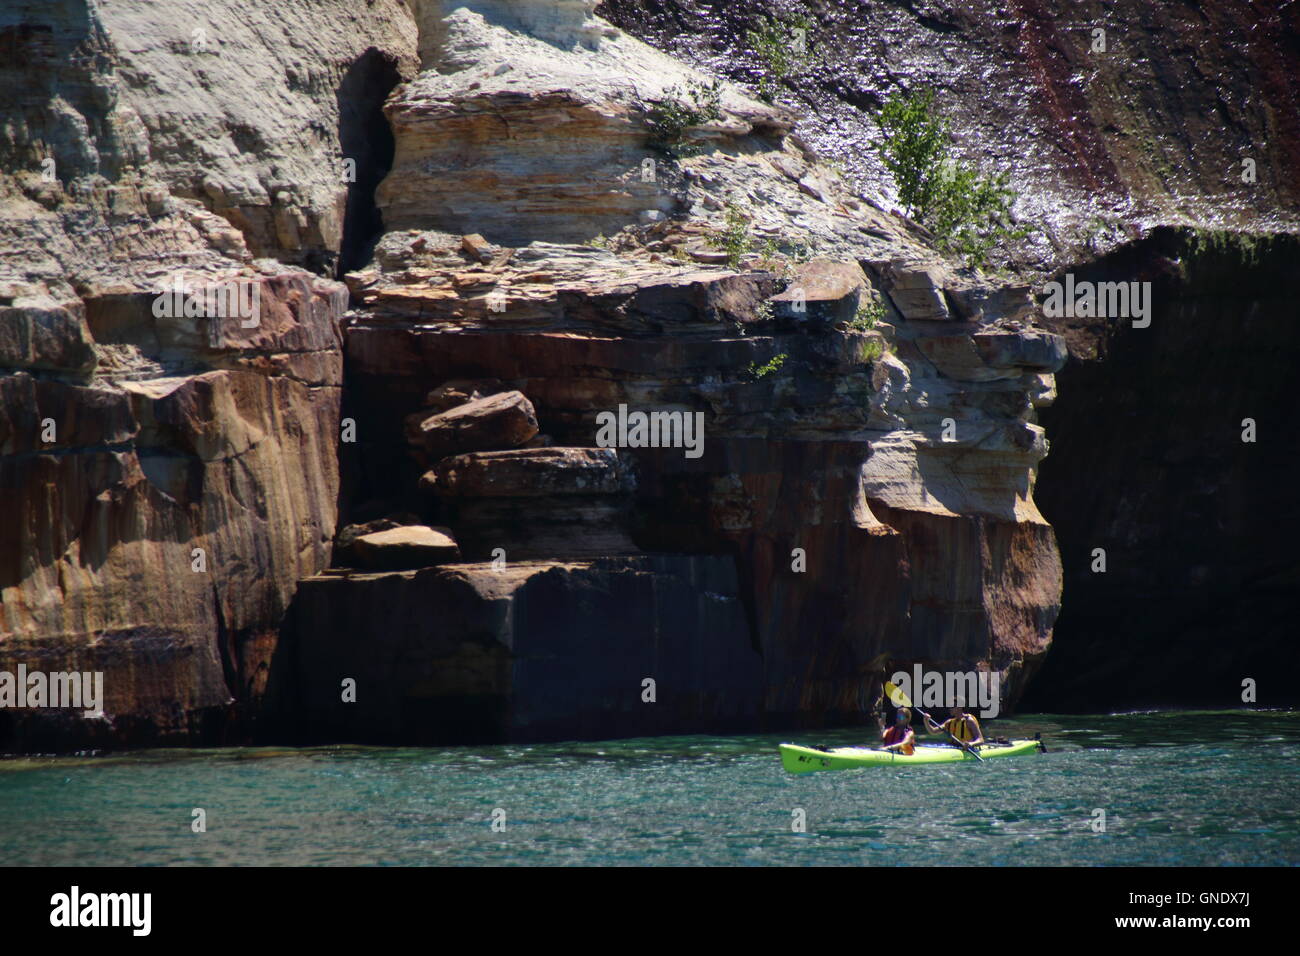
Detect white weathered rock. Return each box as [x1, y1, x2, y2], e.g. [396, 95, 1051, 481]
[377, 0, 792, 245]
[352, 525, 461, 569]
[0, 0, 418, 298]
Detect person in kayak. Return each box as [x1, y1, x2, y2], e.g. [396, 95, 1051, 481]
[925, 700, 984, 747]
[880, 707, 916, 755]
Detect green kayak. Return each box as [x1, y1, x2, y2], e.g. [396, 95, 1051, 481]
[780, 739, 1043, 773]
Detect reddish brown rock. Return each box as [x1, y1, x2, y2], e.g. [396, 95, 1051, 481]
[415, 390, 540, 459]
[416, 447, 638, 559]
[422, 447, 630, 497]
[344, 239, 1067, 724]
[2, 0, 1098, 753]
[0, 306, 98, 375]
[0, 275, 346, 752]
[425, 379, 507, 413]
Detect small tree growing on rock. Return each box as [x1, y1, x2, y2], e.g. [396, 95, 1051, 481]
[875, 87, 1027, 269]
[708, 201, 755, 267]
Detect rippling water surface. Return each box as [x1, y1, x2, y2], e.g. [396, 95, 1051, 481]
[2, 711, 1296, 866]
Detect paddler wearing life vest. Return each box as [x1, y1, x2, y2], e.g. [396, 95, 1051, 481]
[880, 707, 916, 754]
[925, 698, 984, 747]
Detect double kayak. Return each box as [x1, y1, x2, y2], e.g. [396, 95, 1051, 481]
[780, 739, 1044, 773]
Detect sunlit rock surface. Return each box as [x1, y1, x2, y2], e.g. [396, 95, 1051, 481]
[599, 0, 1300, 271]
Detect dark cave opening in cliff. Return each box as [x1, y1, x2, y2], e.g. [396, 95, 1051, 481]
[1020, 229, 1300, 714]
[336, 47, 401, 279]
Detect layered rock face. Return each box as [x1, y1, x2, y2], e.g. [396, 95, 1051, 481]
[0, 0, 415, 749]
[603, 0, 1300, 715]
[332, 247, 1064, 738]
[381, 0, 793, 244]
[0, 273, 347, 750]
[6, 0, 1079, 749]
[274, 0, 1069, 743]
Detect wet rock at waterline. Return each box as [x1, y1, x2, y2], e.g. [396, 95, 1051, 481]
[266, 555, 762, 744]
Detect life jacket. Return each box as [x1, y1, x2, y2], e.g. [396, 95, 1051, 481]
[944, 715, 980, 742]
[883, 724, 915, 754]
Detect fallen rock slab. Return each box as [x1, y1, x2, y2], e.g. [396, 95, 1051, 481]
[415, 389, 539, 458]
[425, 378, 506, 413]
[334, 516, 422, 566]
[863, 257, 952, 321]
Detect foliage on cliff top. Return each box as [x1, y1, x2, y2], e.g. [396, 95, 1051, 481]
[875, 88, 1027, 269]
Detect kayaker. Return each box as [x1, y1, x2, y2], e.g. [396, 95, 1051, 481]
[925, 700, 984, 747]
[880, 707, 916, 755]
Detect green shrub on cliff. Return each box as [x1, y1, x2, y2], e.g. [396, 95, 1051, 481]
[875, 88, 1027, 269]
[747, 352, 787, 380]
[708, 201, 755, 267]
[857, 338, 884, 363]
[849, 299, 885, 330]
[646, 80, 723, 158]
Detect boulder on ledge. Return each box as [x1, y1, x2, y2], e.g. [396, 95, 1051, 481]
[425, 378, 506, 413]
[414, 389, 539, 458]
[770, 259, 867, 325]
[352, 525, 462, 570]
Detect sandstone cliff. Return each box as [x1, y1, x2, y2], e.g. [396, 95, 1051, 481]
[6, 0, 1290, 750]
[0, 0, 415, 748]
[268, 0, 1066, 743]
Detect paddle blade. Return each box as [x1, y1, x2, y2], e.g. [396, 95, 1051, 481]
[884, 681, 913, 709]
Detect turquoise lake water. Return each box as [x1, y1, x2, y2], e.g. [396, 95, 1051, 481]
[2, 711, 1296, 866]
